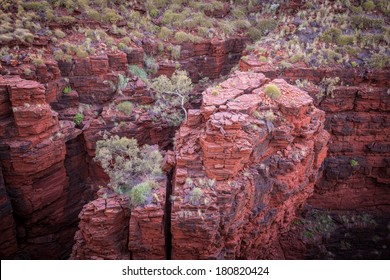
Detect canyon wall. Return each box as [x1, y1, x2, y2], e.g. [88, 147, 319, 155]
[0, 37, 246, 259]
[70, 71, 330, 260]
[170, 71, 329, 259]
[241, 58, 390, 259]
[0, 76, 91, 259]
[240, 59, 390, 212]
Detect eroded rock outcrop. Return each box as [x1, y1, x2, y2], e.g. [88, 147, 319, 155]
[240, 57, 390, 213]
[71, 179, 167, 260]
[170, 71, 329, 259]
[0, 76, 91, 259]
[240, 56, 390, 259]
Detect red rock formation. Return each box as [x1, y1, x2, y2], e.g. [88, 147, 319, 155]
[240, 57, 390, 213]
[0, 163, 17, 259]
[240, 56, 390, 259]
[71, 191, 131, 260]
[170, 71, 329, 259]
[0, 76, 92, 259]
[71, 180, 167, 260]
[128, 181, 167, 260]
[151, 36, 246, 81]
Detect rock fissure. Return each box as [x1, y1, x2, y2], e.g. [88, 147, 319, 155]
[164, 170, 174, 260]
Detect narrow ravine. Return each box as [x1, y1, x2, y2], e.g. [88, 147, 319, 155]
[164, 170, 174, 260]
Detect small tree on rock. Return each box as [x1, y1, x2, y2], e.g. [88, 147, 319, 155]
[94, 134, 163, 206]
[151, 70, 193, 126]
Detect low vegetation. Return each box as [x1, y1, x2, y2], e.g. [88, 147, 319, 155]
[94, 135, 163, 206]
[73, 113, 84, 127]
[116, 101, 134, 116]
[264, 84, 282, 99]
[244, 0, 389, 70]
[150, 70, 193, 126]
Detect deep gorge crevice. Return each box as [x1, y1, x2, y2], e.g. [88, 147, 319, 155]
[164, 169, 174, 260]
[0, 0, 389, 260]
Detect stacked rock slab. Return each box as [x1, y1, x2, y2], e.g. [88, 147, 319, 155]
[171, 71, 329, 259]
[71, 179, 167, 260]
[0, 76, 90, 259]
[240, 57, 390, 213]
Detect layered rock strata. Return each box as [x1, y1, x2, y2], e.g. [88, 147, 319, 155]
[240, 57, 390, 259]
[170, 71, 329, 259]
[240, 58, 390, 212]
[0, 76, 91, 259]
[71, 180, 167, 260]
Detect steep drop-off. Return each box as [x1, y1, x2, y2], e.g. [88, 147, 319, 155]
[71, 71, 330, 259]
[0, 36, 246, 259]
[0, 76, 91, 259]
[241, 55, 390, 259]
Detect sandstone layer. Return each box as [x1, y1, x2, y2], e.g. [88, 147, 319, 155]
[0, 76, 91, 259]
[170, 71, 329, 259]
[0, 33, 245, 259]
[240, 58, 390, 213]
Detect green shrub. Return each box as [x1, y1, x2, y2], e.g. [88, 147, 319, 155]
[128, 180, 156, 206]
[116, 101, 134, 115]
[23, 68, 32, 76]
[22, 1, 49, 12]
[350, 159, 359, 167]
[171, 45, 181, 60]
[86, 8, 100, 21]
[253, 110, 261, 119]
[290, 54, 302, 63]
[0, 34, 13, 44]
[248, 27, 262, 41]
[54, 29, 66, 39]
[63, 86, 72, 94]
[362, 1, 375, 11]
[94, 135, 163, 195]
[158, 26, 173, 41]
[174, 31, 191, 43]
[74, 113, 84, 126]
[55, 16, 76, 25]
[219, 20, 237, 36]
[130, 30, 144, 39]
[149, 8, 159, 18]
[161, 10, 177, 25]
[320, 27, 341, 44]
[258, 56, 267, 63]
[129, 65, 148, 81]
[336, 35, 355, 46]
[144, 56, 159, 74]
[76, 48, 88, 58]
[31, 56, 44, 66]
[234, 19, 251, 30]
[264, 84, 282, 99]
[264, 110, 276, 122]
[350, 15, 383, 29]
[256, 18, 278, 36]
[367, 54, 389, 69]
[102, 8, 122, 24]
[189, 187, 203, 205]
[157, 42, 164, 53]
[151, 70, 193, 126]
[14, 28, 35, 43]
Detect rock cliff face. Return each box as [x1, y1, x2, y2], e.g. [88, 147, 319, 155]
[0, 35, 246, 259]
[170, 71, 329, 259]
[153, 37, 246, 82]
[240, 57, 390, 259]
[71, 180, 167, 260]
[240, 58, 390, 212]
[69, 71, 329, 260]
[0, 76, 91, 259]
